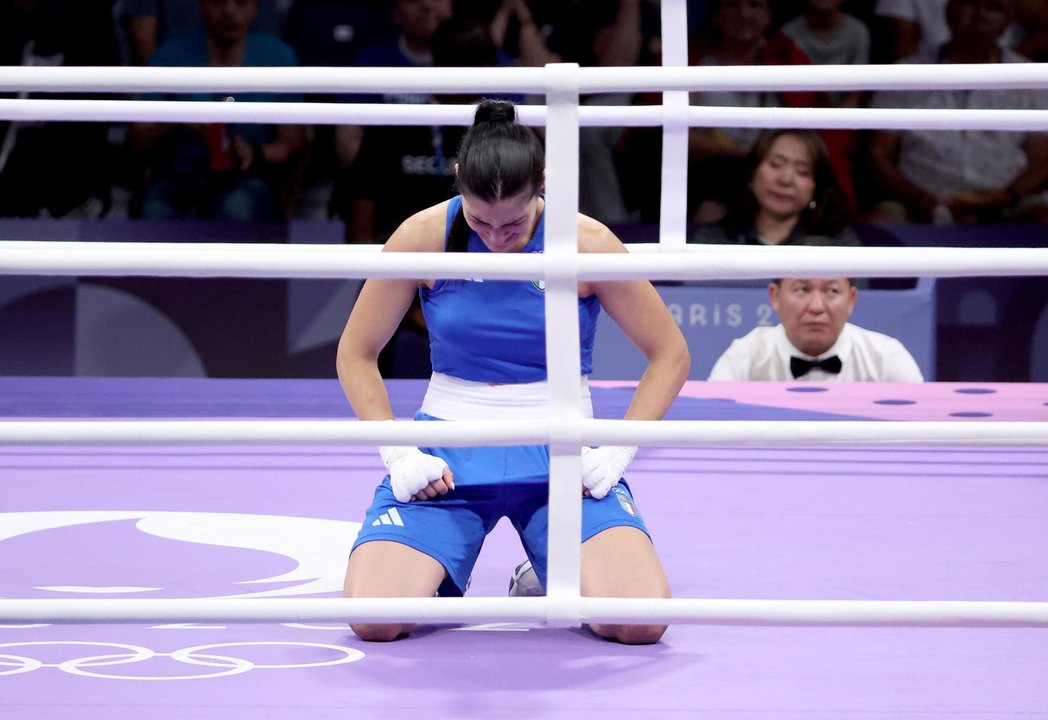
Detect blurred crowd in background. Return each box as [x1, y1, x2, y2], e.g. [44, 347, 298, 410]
[2, 0, 1047, 248]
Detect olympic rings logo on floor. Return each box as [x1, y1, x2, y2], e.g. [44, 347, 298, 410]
[0, 641, 366, 680]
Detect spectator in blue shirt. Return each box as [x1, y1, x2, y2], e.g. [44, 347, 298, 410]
[128, 0, 309, 221]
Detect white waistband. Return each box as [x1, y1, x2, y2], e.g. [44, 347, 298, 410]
[420, 372, 594, 420]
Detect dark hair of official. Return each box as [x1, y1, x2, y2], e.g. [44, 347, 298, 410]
[448, 99, 544, 252]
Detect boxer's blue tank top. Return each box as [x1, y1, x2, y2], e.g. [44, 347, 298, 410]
[420, 196, 600, 383]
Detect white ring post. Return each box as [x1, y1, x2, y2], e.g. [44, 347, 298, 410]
[659, 0, 690, 250]
[543, 63, 583, 628]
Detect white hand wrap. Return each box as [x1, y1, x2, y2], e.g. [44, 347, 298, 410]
[379, 446, 450, 503]
[580, 445, 637, 500]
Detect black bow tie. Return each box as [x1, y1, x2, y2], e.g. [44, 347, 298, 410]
[790, 355, 842, 379]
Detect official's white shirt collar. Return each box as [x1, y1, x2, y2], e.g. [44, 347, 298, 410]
[775, 323, 853, 364]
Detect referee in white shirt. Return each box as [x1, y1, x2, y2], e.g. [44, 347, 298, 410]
[708, 278, 924, 383]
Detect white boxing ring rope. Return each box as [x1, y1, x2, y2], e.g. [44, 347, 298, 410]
[5, 99, 1048, 133]
[6, 598, 1048, 627]
[0, 419, 1045, 448]
[5, 61, 1048, 93]
[0, 61, 1047, 628]
[1, 241, 1048, 280]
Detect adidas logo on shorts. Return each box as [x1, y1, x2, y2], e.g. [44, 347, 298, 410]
[372, 508, 405, 527]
